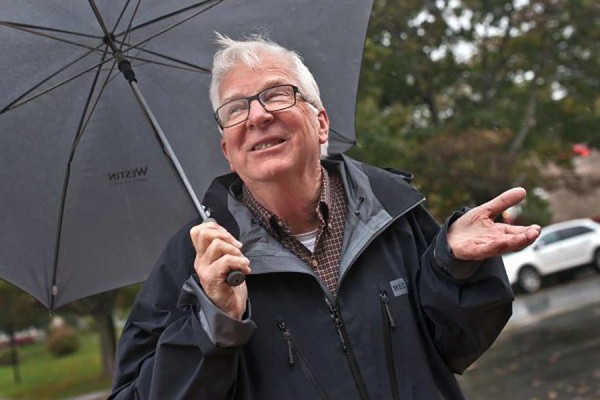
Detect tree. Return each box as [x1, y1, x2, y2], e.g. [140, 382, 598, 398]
[351, 0, 599, 221]
[0, 280, 48, 383]
[62, 284, 141, 380]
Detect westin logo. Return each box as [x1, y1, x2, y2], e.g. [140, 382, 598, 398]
[107, 166, 148, 183]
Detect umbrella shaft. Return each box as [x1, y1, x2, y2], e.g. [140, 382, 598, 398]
[129, 80, 208, 221]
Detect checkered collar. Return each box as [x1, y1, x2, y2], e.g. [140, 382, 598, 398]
[241, 167, 332, 236]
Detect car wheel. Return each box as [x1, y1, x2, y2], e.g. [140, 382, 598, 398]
[593, 249, 600, 273]
[518, 266, 541, 293]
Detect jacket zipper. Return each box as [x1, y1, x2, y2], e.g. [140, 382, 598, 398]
[380, 290, 400, 400]
[323, 200, 423, 400]
[325, 298, 371, 400]
[277, 321, 330, 400]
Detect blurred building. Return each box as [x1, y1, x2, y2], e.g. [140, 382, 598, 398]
[545, 148, 600, 223]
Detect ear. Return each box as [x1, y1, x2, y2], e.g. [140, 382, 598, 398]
[220, 138, 236, 172]
[316, 108, 330, 144]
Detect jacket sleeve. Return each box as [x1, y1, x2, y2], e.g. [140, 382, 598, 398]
[109, 225, 255, 400]
[409, 206, 513, 374]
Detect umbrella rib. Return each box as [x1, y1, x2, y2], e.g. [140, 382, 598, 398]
[88, 0, 113, 42]
[115, 0, 142, 55]
[111, 0, 134, 34]
[127, 54, 209, 74]
[125, 46, 211, 73]
[113, 0, 198, 74]
[329, 128, 356, 145]
[113, 0, 223, 62]
[1, 46, 103, 115]
[3, 55, 115, 113]
[49, 47, 110, 310]
[0, 21, 103, 53]
[79, 59, 121, 137]
[0, 20, 101, 39]
[118, 0, 224, 35]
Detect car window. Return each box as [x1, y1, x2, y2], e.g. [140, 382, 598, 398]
[558, 226, 594, 240]
[538, 231, 561, 246]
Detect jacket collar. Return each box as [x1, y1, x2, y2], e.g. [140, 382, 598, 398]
[201, 155, 425, 238]
[200, 155, 426, 279]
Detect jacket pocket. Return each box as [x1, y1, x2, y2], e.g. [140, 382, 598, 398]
[379, 290, 400, 400]
[277, 321, 330, 400]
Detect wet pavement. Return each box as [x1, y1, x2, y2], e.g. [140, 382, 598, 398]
[458, 271, 600, 400]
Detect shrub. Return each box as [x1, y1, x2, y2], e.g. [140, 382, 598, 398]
[46, 326, 81, 357]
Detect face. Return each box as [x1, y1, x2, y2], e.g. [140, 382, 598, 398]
[218, 52, 329, 186]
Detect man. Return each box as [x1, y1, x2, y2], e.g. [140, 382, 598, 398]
[110, 34, 540, 399]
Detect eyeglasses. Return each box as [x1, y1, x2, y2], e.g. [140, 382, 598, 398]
[214, 84, 300, 129]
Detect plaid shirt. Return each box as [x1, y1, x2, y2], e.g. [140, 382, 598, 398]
[241, 168, 347, 297]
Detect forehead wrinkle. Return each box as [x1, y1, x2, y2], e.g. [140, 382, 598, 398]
[219, 55, 297, 103]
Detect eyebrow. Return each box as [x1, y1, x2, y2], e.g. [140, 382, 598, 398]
[220, 78, 290, 104]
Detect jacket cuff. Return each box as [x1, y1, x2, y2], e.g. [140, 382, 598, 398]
[434, 209, 482, 281]
[182, 276, 256, 348]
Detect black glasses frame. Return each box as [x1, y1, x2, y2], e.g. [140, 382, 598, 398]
[214, 84, 300, 129]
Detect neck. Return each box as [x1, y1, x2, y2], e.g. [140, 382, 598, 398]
[246, 167, 323, 234]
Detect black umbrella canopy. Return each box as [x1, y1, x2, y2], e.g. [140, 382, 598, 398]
[0, 0, 373, 309]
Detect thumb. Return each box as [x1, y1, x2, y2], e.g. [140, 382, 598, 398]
[480, 187, 527, 219]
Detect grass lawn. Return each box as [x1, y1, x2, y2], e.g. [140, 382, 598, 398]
[0, 333, 111, 400]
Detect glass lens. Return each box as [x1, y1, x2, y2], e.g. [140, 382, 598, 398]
[218, 99, 249, 127]
[261, 85, 295, 111]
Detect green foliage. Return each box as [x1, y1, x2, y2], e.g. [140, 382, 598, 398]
[46, 326, 80, 358]
[514, 193, 553, 227]
[0, 280, 48, 333]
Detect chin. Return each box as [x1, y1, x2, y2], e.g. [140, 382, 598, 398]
[247, 162, 296, 182]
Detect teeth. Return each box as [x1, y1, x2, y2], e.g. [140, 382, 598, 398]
[254, 141, 279, 151]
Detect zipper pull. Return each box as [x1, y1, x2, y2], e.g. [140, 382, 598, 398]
[325, 298, 348, 352]
[379, 291, 396, 329]
[277, 321, 295, 365]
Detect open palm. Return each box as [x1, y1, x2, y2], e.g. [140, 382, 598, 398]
[448, 187, 541, 261]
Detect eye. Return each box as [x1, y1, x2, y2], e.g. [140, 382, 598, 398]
[223, 100, 247, 117]
[262, 86, 291, 103]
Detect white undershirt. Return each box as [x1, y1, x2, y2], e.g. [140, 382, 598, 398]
[292, 229, 319, 253]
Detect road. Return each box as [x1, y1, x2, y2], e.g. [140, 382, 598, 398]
[459, 270, 600, 400]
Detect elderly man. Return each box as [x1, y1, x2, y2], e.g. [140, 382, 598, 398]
[110, 34, 540, 400]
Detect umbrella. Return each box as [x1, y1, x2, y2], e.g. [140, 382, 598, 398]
[0, 0, 373, 309]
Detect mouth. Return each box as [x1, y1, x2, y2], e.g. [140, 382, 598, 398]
[251, 139, 285, 152]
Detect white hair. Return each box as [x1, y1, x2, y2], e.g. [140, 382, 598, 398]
[210, 33, 328, 157]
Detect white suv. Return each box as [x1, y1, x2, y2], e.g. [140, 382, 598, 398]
[502, 218, 600, 293]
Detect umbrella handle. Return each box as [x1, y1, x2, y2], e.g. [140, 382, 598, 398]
[202, 218, 246, 286]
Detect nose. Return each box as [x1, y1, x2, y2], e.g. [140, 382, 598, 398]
[246, 98, 273, 128]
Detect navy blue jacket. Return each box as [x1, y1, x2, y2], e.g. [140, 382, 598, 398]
[110, 155, 513, 399]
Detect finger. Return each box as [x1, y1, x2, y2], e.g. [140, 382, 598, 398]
[190, 222, 229, 242]
[203, 239, 245, 265]
[190, 225, 242, 253]
[196, 254, 251, 282]
[191, 220, 228, 236]
[502, 223, 541, 239]
[479, 187, 527, 219]
[212, 255, 252, 278]
[200, 230, 242, 255]
[524, 226, 541, 242]
[468, 231, 538, 259]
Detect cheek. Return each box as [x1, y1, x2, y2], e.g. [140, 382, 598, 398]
[299, 107, 323, 140]
[301, 118, 321, 143]
[221, 137, 239, 171]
